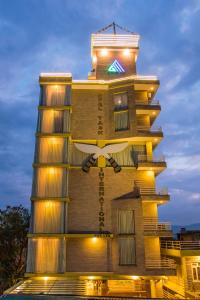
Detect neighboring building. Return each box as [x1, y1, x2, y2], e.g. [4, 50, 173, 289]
[5, 23, 177, 298]
[178, 229, 200, 241]
[161, 230, 200, 299]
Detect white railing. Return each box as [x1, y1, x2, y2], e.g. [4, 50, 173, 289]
[161, 240, 200, 250]
[137, 154, 165, 163]
[144, 218, 171, 231]
[145, 257, 176, 269]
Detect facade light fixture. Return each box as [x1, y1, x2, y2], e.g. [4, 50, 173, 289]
[123, 49, 130, 56]
[92, 56, 97, 63]
[100, 48, 108, 56]
[131, 275, 139, 280]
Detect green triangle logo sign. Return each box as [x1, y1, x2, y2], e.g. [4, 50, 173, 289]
[107, 60, 125, 73]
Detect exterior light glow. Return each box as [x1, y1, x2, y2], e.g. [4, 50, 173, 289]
[123, 49, 130, 56]
[51, 137, 57, 144]
[154, 138, 158, 142]
[152, 111, 156, 116]
[131, 275, 139, 280]
[45, 201, 52, 208]
[100, 48, 108, 56]
[147, 170, 154, 176]
[44, 277, 49, 281]
[92, 56, 97, 63]
[88, 276, 95, 280]
[49, 168, 55, 175]
[150, 87, 154, 91]
[92, 237, 97, 242]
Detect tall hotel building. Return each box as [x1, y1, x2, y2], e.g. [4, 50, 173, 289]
[6, 24, 177, 298]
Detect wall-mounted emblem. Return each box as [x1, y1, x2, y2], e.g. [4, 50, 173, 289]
[74, 142, 128, 173]
[107, 59, 125, 73]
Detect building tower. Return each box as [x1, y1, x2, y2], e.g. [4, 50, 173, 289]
[6, 23, 177, 298]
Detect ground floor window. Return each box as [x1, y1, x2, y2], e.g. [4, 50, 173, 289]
[192, 262, 200, 281]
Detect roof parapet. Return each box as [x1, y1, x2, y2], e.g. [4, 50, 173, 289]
[91, 33, 140, 49]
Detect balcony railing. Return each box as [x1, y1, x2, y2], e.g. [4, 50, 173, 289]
[137, 125, 162, 133]
[151, 125, 162, 133]
[137, 154, 165, 163]
[144, 218, 171, 232]
[158, 187, 169, 195]
[135, 186, 168, 196]
[135, 99, 160, 106]
[145, 257, 176, 269]
[161, 240, 200, 250]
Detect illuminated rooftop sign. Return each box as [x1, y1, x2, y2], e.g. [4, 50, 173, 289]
[107, 60, 125, 73]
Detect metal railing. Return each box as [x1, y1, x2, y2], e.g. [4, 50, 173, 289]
[161, 240, 200, 250]
[137, 154, 165, 163]
[158, 187, 169, 195]
[137, 187, 168, 196]
[137, 125, 162, 133]
[144, 218, 171, 231]
[145, 256, 176, 269]
[135, 99, 160, 106]
[151, 125, 162, 132]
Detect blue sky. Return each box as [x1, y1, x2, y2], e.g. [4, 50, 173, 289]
[0, 0, 200, 225]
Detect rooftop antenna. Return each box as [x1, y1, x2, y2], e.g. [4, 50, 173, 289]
[113, 22, 116, 34]
[96, 22, 136, 34]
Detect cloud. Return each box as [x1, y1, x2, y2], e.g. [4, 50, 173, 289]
[178, 0, 200, 33]
[167, 154, 200, 175]
[0, 169, 32, 207]
[0, 35, 85, 105]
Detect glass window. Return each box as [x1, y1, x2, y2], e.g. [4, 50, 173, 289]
[117, 210, 135, 234]
[37, 110, 70, 133]
[114, 93, 128, 110]
[114, 111, 129, 131]
[40, 85, 70, 106]
[192, 263, 200, 281]
[35, 137, 68, 163]
[32, 168, 67, 198]
[119, 237, 136, 265]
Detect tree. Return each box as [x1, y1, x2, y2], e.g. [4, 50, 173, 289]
[0, 205, 30, 294]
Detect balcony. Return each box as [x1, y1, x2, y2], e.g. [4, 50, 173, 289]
[146, 256, 176, 269]
[144, 217, 172, 237]
[136, 154, 166, 175]
[133, 184, 170, 203]
[161, 240, 200, 257]
[137, 125, 163, 139]
[161, 240, 200, 250]
[135, 99, 161, 111]
[145, 256, 176, 275]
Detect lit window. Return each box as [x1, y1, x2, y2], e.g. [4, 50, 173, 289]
[114, 111, 129, 131]
[119, 237, 136, 265]
[192, 263, 200, 281]
[117, 210, 135, 234]
[114, 93, 128, 111]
